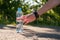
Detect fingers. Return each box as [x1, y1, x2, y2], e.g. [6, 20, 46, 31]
[23, 19, 32, 24]
[16, 15, 30, 24]
[23, 19, 29, 24]
[24, 21, 30, 24]
[21, 16, 30, 24]
[16, 15, 25, 20]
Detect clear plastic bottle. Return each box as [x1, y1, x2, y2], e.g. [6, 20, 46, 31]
[16, 8, 23, 33]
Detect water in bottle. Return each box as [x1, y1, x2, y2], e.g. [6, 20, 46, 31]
[16, 8, 23, 33]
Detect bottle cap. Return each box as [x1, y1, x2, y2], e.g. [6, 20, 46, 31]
[18, 8, 22, 12]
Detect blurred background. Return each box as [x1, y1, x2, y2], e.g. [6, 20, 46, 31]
[0, 0, 60, 26]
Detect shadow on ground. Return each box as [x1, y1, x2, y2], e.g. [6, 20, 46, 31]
[28, 23, 60, 32]
[0, 24, 16, 29]
[22, 29, 60, 40]
[0, 24, 60, 40]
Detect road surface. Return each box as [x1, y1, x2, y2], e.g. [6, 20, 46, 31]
[0, 25, 60, 40]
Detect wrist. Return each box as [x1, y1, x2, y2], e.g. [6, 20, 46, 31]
[33, 11, 39, 19]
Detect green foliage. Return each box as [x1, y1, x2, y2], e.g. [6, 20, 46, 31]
[0, 0, 17, 24]
[0, 0, 60, 26]
[29, 0, 60, 26]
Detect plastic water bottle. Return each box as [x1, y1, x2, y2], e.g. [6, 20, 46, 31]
[16, 8, 23, 33]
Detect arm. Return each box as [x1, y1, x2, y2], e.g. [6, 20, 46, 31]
[17, 0, 60, 24]
[37, 0, 60, 15]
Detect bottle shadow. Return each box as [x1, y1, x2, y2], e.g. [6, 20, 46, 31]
[21, 29, 60, 40]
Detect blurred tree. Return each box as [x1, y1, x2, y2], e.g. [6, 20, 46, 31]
[0, 0, 29, 24]
[0, 0, 60, 26]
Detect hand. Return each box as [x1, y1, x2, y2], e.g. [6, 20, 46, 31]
[16, 13, 36, 24]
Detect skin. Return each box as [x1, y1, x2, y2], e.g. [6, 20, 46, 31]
[17, 0, 60, 24]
